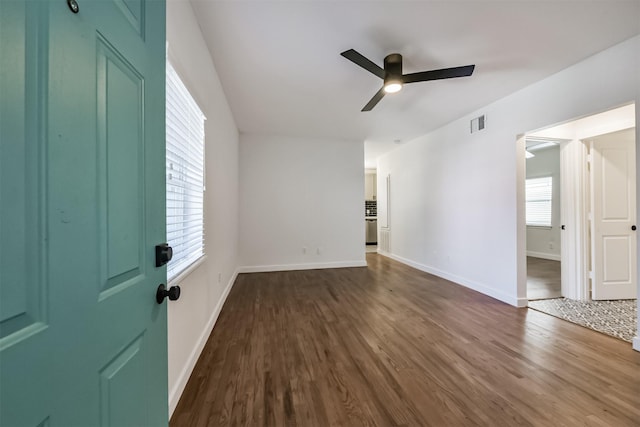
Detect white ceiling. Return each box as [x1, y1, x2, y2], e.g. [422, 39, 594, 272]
[189, 1, 640, 168]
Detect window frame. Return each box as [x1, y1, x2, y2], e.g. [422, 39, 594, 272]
[525, 176, 553, 228]
[165, 59, 206, 281]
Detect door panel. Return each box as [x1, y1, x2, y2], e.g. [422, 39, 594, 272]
[0, 0, 48, 341]
[99, 333, 148, 427]
[602, 236, 631, 282]
[1, 0, 167, 425]
[98, 35, 146, 295]
[601, 148, 630, 219]
[113, 0, 146, 37]
[590, 128, 637, 300]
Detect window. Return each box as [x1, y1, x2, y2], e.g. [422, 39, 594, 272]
[166, 60, 205, 280]
[526, 176, 552, 227]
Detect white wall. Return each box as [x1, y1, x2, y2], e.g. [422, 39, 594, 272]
[239, 134, 366, 271]
[377, 35, 640, 310]
[526, 146, 561, 260]
[166, 1, 240, 415]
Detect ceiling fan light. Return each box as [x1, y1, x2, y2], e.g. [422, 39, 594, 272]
[384, 82, 402, 93]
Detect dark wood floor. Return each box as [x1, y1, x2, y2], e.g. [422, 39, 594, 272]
[171, 254, 640, 427]
[527, 256, 561, 300]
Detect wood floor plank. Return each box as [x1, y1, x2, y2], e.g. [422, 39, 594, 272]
[171, 254, 640, 426]
[527, 256, 561, 300]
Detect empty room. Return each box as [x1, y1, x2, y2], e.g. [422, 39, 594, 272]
[1, 1, 639, 426]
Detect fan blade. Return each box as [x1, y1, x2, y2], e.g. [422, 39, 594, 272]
[403, 65, 475, 84]
[362, 87, 386, 112]
[341, 49, 385, 79]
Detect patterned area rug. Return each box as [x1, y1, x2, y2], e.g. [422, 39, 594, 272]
[528, 298, 637, 343]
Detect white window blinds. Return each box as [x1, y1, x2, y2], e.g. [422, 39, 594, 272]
[526, 176, 552, 227]
[166, 60, 205, 280]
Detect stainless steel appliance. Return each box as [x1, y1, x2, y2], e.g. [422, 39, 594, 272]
[366, 218, 377, 244]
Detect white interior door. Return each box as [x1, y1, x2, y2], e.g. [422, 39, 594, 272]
[590, 128, 637, 300]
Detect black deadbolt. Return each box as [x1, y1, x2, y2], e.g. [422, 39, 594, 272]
[156, 284, 180, 304]
[67, 0, 79, 13]
[561, 225, 565, 230]
[156, 243, 173, 267]
[632, 225, 637, 231]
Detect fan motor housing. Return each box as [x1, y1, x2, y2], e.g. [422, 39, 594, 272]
[384, 53, 403, 78]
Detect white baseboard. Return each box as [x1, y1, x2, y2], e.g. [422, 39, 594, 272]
[633, 336, 640, 352]
[379, 252, 527, 308]
[238, 260, 367, 273]
[526, 251, 561, 261]
[168, 268, 238, 417]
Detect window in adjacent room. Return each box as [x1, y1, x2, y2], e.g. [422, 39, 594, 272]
[525, 176, 552, 227]
[166, 59, 206, 280]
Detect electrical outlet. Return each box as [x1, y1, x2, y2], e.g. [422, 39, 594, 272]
[218, 273, 222, 284]
[302, 247, 307, 254]
[317, 247, 322, 255]
[549, 242, 554, 249]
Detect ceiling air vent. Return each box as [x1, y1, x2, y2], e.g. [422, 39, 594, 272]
[470, 115, 485, 133]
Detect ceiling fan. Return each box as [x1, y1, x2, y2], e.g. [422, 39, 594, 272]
[340, 49, 475, 111]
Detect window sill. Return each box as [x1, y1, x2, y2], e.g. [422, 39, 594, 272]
[168, 255, 207, 286]
[526, 225, 553, 230]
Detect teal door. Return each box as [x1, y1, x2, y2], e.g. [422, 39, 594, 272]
[0, 0, 168, 425]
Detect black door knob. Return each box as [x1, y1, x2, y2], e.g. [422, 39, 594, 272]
[561, 225, 565, 230]
[156, 284, 180, 304]
[155, 243, 173, 267]
[632, 225, 637, 231]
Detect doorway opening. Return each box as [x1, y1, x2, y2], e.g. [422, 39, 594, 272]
[519, 103, 638, 344]
[364, 168, 378, 253]
[525, 139, 562, 300]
